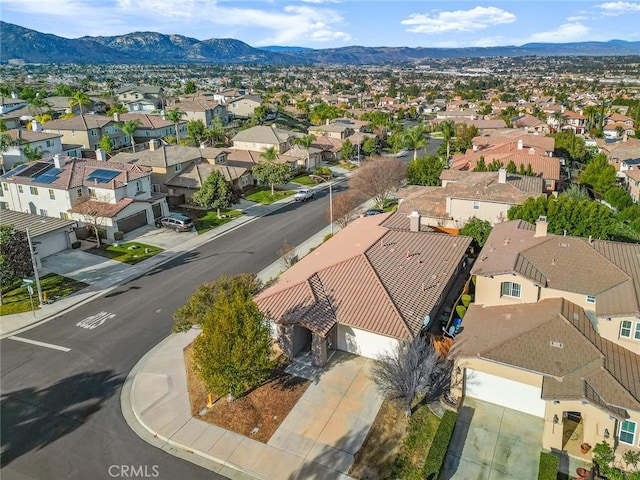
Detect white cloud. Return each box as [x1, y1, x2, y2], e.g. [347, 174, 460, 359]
[596, 1, 640, 15]
[401, 6, 516, 34]
[567, 15, 589, 21]
[523, 22, 591, 43]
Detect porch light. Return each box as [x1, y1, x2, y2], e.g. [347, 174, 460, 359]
[553, 414, 559, 424]
[604, 429, 610, 439]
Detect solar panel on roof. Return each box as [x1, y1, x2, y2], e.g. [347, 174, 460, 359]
[1, 164, 28, 179]
[34, 168, 62, 184]
[86, 169, 120, 183]
[16, 162, 54, 178]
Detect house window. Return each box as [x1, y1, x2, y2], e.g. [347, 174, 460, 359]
[30, 186, 38, 195]
[46, 139, 53, 147]
[39, 209, 47, 216]
[620, 420, 636, 445]
[216, 155, 225, 165]
[77, 188, 83, 197]
[635, 322, 640, 341]
[49, 189, 55, 199]
[18, 185, 23, 193]
[175, 164, 182, 173]
[473, 201, 480, 210]
[136, 181, 141, 192]
[586, 295, 596, 304]
[2, 183, 7, 190]
[60, 212, 69, 220]
[71, 130, 76, 137]
[501, 281, 521, 298]
[0, 201, 8, 210]
[88, 188, 96, 198]
[90, 129, 98, 137]
[620, 320, 632, 338]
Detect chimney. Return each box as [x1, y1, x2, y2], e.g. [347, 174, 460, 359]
[498, 167, 507, 184]
[31, 120, 42, 132]
[517, 139, 523, 150]
[149, 139, 157, 151]
[534, 216, 548, 237]
[95, 148, 106, 161]
[113, 112, 120, 122]
[409, 211, 421, 232]
[53, 154, 64, 169]
[623, 132, 628, 142]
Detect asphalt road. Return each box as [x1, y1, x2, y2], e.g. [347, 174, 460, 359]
[0, 190, 337, 480]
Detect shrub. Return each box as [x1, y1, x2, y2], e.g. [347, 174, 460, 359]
[422, 410, 458, 479]
[538, 452, 558, 480]
[323, 233, 334, 242]
[461, 294, 472, 307]
[455, 305, 467, 319]
[114, 231, 124, 241]
[314, 166, 333, 178]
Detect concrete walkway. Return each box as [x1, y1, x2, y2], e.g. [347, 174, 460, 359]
[441, 398, 544, 480]
[123, 332, 383, 480]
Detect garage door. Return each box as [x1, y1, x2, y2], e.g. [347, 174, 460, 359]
[117, 210, 148, 233]
[465, 369, 546, 417]
[35, 231, 69, 259]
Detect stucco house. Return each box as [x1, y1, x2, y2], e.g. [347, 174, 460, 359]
[255, 213, 472, 367]
[231, 125, 300, 154]
[42, 115, 127, 152]
[227, 94, 262, 119]
[450, 218, 640, 465]
[397, 168, 544, 229]
[1, 155, 168, 239]
[1, 129, 66, 172]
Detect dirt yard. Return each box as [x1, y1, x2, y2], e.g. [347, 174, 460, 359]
[183, 342, 311, 443]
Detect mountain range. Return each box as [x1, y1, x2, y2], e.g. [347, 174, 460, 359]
[2, 22, 639, 65]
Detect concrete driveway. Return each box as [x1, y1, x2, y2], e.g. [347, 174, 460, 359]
[441, 398, 544, 480]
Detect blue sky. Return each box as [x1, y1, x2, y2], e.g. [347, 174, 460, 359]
[2, 0, 639, 48]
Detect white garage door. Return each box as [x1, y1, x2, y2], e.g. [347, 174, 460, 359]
[36, 231, 69, 259]
[466, 369, 546, 417]
[336, 325, 399, 359]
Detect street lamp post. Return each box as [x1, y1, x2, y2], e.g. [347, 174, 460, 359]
[309, 174, 333, 235]
[26, 219, 46, 306]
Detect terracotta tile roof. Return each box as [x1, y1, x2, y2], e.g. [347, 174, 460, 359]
[454, 298, 640, 416]
[120, 113, 173, 129]
[43, 114, 114, 131]
[452, 150, 560, 180]
[165, 161, 247, 187]
[231, 125, 297, 145]
[255, 214, 471, 340]
[380, 211, 435, 232]
[69, 197, 134, 217]
[397, 186, 449, 218]
[7, 129, 61, 142]
[110, 145, 200, 167]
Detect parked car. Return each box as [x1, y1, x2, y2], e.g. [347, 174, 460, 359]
[395, 149, 409, 158]
[294, 188, 315, 202]
[155, 214, 194, 232]
[365, 208, 384, 216]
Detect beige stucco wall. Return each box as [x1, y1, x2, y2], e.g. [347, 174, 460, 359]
[448, 198, 511, 226]
[474, 274, 540, 306]
[597, 315, 640, 355]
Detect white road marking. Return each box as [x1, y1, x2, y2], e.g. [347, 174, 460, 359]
[8, 336, 71, 352]
[76, 311, 116, 330]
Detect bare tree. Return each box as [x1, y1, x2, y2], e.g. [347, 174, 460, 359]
[370, 335, 452, 417]
[349, 156, 406, 207]
[277, 240, 297, 269]
[329, 190, 366, 228]
[73, 197, 108, 247]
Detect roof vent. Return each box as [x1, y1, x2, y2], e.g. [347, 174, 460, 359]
[550, 341, 564, 349]
[559, 243, 569, 248]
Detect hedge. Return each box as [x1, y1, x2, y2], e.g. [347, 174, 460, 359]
[538, 452, 558, 480]
[422, 410, 458, 479]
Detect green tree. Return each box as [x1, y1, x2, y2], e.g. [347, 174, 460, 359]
[0, 133, 22, 174]
[341, 138, 355, 161]
[192, 276, 274, 399]
[187, 119, 207, 146]
[53, 84, 74, 97]
[604, 186, 633, 211]
[473, 157, 487, 172]
[362, 137, 377, 156]
[119, 120, 141, 153]
[192, 170, 233, 218]
[403, 125, 428, 161]
[460, 217, 492, 247]
[107, 103, 128, 116]
[406, 155, 446, 186]
[183, 80, 197, 94]
[560, 184, 590, 201]
[173, 273, 261, 332]
[69, 90, 91, 115]
[98, 135, 113, 153]
[22, 145, 43, 161]
[165, 108, 186, 144]
[439, 120, 456, 161]
[506, 160, 517, 173]
[579, 153, 616, 195]
[253, 147, 292, 196]
[0, 226, 33, 292]
[294, 134, 316, 171]
[554, 131, 588, 163]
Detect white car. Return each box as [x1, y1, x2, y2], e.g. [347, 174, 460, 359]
[294, 188, 315, 202]
[395, 149, 409, 158]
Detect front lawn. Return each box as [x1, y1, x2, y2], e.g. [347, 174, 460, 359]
[244, 188, 295, 205]
[193, 209, 243, 234]
[291, 174, 316, 186]
[87, 242, 163, 265]
[0, 273, 89, 316]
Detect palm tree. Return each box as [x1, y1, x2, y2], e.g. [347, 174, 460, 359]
[440, 120, 456, 161]
[165, 108, 186, 144]
[119, 120, 141, 153]
[294, 134, 316, 171]
[583, 105, 598, 131]
[27, 96, 51, 116]
[22, 145, 43, 161]
[69, 90, 91, 115]
[404, 125, 428, 161]
[0, 133, 17, 174]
